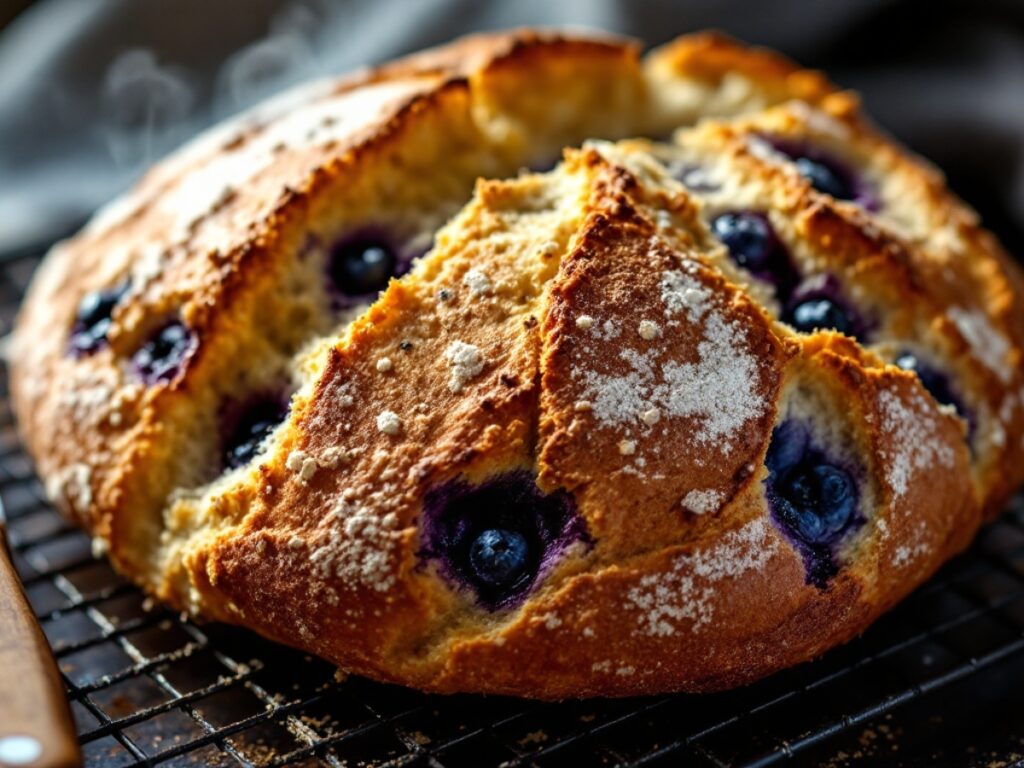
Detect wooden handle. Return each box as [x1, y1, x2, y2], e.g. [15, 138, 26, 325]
[0, 545, 81, 768]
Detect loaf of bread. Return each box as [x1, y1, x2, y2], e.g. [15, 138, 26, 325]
[11, 30, 1024, 698]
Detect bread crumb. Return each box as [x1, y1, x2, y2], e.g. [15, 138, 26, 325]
[337, 384, 354, 408]
[681, 488, 724, 515]
[444, 341, 485, 392]
[376, 410, 401, 435]
[574, 400, 593, 412]
[463, 268, 492, 296]
[376, 357, 393, 373]
[286, 450, 318, 482]
[618, 439, 636, 456]
[321, 446, 352, 468]
[641, 407, 661, 426]
[576, 315, 595, 330]
[540, 613, 562, 630]
[638, 320, 660, 340]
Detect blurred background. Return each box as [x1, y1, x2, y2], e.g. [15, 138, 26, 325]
[0, 0, 1021, 261]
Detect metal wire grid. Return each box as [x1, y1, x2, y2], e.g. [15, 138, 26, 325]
[2, 248, 1024, 767]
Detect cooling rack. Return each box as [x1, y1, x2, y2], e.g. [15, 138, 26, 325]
[2, 246, 1024, 767]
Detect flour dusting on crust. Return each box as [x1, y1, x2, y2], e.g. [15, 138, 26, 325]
[574, 264, 764, 449]
[948, 306, 1012, 383]
[626, 517, 778, 636]
[310, 500, 403, 593]
[877, 387, 955, 498]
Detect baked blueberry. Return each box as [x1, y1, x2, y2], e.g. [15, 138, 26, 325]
[765, 137, 879, 210]
[712, 212, 776, 271]
[710, 211, 799, 295]
[132, 321, 195, 384]
[793, 156, 853, 201]
[782, 276, 867, 340]
[223, 395, 289, 470]
[765, 420, 863, 586]
[69, 282, 129, 355]
[468, 528, 530, 589]
[420, 472, 587, 610]
[330, 235, 396, 296]
[773, 464, 856, 545]
[786, 298, 854, 336]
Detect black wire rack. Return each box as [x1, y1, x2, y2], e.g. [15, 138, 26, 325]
[3, 247, 1024, 768]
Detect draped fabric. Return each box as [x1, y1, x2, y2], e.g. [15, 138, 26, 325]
[0, 0, 1020, 258]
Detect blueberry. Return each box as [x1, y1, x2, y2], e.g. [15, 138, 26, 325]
[765, 420, 864, 587]
[784, 297, 855, 336]
[132, 322, 195, 384]
[329, 236, 396, 296]
[223, 396, 288, 470]
[793, 156, 855, 201]
[764, 138, 877, 208]
[69, 282, 129, 355]
[775, 464, 856, 545]
[468, 528, 530, 589]
[711, 212, 776, 271]
[419, 472, 587, 610]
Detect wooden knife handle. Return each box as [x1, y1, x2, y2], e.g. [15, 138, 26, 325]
[0, 546, 81, 768]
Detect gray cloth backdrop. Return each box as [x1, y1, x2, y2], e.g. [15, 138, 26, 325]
[0, 0, 1021, 257]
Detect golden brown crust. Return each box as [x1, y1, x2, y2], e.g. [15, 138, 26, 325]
[10, 30, 1022, 699]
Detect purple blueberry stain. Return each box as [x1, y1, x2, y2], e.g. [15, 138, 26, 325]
[131, 321, 196, 384]
[221, 392, 290, 471]
[69, 281, 130, 356]
[782, 274, 870, 341]
[326, 227, 429, 309]
[418, 471, 589, 610]
[764, 137, 881, 212]
[765, 420, 864, 587]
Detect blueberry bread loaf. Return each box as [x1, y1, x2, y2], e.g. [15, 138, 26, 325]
[11, 30, 1024, 698]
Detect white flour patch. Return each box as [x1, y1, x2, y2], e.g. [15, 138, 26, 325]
[575, 268, 764, 449]
[310, 501, 403, 592]
[877, 387, 955, 498]
[948, 307, 1011, 383]
[892, 520, 932, 569]
[660, 267, 712, 322]
[626, 517, 778, 636]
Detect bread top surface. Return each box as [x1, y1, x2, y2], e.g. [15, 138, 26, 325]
[10, 29, 1024, 698]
